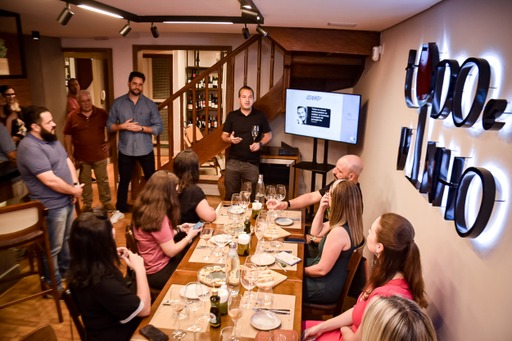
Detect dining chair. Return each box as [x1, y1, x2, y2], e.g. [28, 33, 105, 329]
[19, 323, 57, 341]
[0, 201, 63, 322]
[302, 240, 366, 320]
[62, 289, 87, 341]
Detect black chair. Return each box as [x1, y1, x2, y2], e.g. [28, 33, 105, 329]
[302, 241, 366, 320]
[62, 288, 87, 341]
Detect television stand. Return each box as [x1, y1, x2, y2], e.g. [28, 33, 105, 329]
[293, 138, 334, 221]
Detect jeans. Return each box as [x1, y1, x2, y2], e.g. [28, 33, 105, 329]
[79, 158, 112, 207]
[224, 159, 259, 200]
[116, 151, 155, 212]
[43, 203, 74, 290]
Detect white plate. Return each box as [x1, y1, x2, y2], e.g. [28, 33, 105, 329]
[212, 234, 233, 245]
[274, 217, 293, 226]
[179, 283, 209, 299]
[250, 311, 281, 330]
[250, 253, 275, 266]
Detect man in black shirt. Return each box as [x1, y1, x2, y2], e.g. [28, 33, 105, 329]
[221, 86, 271, 200]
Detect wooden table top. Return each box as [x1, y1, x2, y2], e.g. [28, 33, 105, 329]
[131, 213, 306, 340]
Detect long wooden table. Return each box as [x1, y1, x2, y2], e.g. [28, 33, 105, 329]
[131, 208, 305, 340]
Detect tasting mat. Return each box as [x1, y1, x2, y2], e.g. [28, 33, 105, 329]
[213, 203, 231, 225]
[188, 240, 227, 264]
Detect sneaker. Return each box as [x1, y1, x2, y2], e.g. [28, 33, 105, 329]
[110, 210, 125, 224]
[103, 203, 116, 212]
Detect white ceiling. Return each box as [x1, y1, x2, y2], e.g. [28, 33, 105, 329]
[1, 0, 442, 39]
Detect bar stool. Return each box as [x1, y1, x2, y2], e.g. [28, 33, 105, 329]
[0, 201, 63, 322]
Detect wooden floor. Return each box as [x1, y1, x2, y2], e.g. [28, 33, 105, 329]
[0, 163, 222, 340]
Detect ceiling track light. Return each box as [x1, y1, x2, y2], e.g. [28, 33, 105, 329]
[239, 0, 254, 10]
[119, 21, 132, 37]
[241, 8, 261, 22]
[57, 3, 74, 26]
[256, 25, 268, 37]
[242, 23, 250, 40]
[150, 23, 160, 38]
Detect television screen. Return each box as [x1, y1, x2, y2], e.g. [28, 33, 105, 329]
[285, 89, 361, 144]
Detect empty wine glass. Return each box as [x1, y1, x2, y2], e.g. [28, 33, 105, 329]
[241, 262, 259, 308]
[241, 181, 252, 195]
[228, 293, 242, 340]
[265, 185, 276, 205]
[184, 282, 203, 332]
[169, 285, 186, 339]
[276, 184, 286, 202]
[254, 213, 268, 253]
[195, 281, 211, 322]
[251, 125, 259, 143]
[199, 226, 213, 261]
[212, 229, 232, 262]
[231, 193, 241, 207]
[240, 191, 251, 210]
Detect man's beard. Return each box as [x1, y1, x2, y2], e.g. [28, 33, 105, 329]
[40, 126, 57, 142]
[129, 88, 141, 96]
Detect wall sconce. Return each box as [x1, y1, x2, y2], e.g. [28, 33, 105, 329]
[150, 23, 160, 38]
[57, 3, 74, 26]
[119, 21, 132, 37]
[32, 31, 40, 40]
[256, 25, 268, 37]
[242, 23, 250, 40]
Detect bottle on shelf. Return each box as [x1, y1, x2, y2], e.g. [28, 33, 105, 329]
[225, 242, 240, 295]
[187, 96, 193, 110]
[209, 288, 221, 328]
[255, 174, 265, 205]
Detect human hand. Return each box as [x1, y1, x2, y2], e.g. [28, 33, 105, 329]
[122, 118, 141, 132]
[340, 326, 356, 341]
[73, 183, 84, 198]
[101, 142, 110, 154]
[318, 192, 329, 210]
[266, 198, 286, 211]
[120, 249, 145, 272]
[229, 131, 242, 144]
[249, 142, 260, 152]
[303, 325, 322, 340]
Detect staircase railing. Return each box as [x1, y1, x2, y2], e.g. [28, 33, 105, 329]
[155, 34, 285, 170]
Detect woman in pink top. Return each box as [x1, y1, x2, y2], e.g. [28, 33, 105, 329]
[303, 213, 428, 341]
[132, 171, 202, 290]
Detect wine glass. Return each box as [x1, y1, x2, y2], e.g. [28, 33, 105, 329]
[265, 185, 276, 204]
[276, 184, 286, 202]
[199, 226, 213, 260]
[195, 281, 211, 322]
[228, 293, 243, 340]
[241, 262, 259, 308]
[169, 286, 186, 339]
[231, 193, 241, 207]
[251, 125, 259, 143]
[240, 191, 251, 210]
[241, 181, 252, 196]
[212, 229, 232, 262]
[254, 213, 268, 253]
[184, 282, 203, 332]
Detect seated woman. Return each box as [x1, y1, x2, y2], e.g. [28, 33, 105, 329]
[303, 179, 364, 304]
[361, 295, 437, 341]
[303, 212, 428, 341]
[132, 170, 202, 290]
[173, 149, 216, 224]
[67, 210, 151, 341]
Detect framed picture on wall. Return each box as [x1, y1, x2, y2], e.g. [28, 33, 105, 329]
[0, 10, 26, 78]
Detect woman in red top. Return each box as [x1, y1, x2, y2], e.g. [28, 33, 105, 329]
[303, 212, 428, 341]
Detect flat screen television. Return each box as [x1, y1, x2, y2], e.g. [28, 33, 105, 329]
[285, 89, 361, 144]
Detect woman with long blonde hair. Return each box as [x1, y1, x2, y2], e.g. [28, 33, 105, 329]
[303, 179, 364, 304]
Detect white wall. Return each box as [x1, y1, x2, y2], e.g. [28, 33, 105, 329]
[354, 0, 512, 339]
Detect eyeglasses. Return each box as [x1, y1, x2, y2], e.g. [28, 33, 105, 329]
[3, 93, 15, 97]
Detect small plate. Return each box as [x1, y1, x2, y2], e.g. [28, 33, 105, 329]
[179, 283, 209, 299]
[274, 217, 293, 226]
[250, 310, 281, 330]
[251, 253, 275, 266]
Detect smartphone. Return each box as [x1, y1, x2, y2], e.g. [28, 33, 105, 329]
[140, 324, 169, 341]
[193, 221, 204, 230]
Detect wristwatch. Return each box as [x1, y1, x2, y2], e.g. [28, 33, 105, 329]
[310, 235, 317, 243]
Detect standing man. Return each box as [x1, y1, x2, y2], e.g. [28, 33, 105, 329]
[107, 71, 163, 216]
[17, 106, 83, 291]
[64, 90, 115, 212]
[66, 78, 80, 114]
[221, 85, 271, 200]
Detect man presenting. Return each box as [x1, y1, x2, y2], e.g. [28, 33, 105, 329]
[221, 86, 271, 200]
[17, 106, 83, 290]
[64, 90, 115, 212]
[107, 71, 163, 216]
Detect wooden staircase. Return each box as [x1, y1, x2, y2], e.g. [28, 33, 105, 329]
[155, 27, 380, 173]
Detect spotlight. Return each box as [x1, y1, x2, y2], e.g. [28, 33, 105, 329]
[119, 21, 132, 37]
[57, 3, 74, 26]
[32, 31, 40, 40]
[241, 8, 260, 21]
[150, 23, 160, 38]
[242, 24, 250, 40]
[256, 25, 268, 37]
